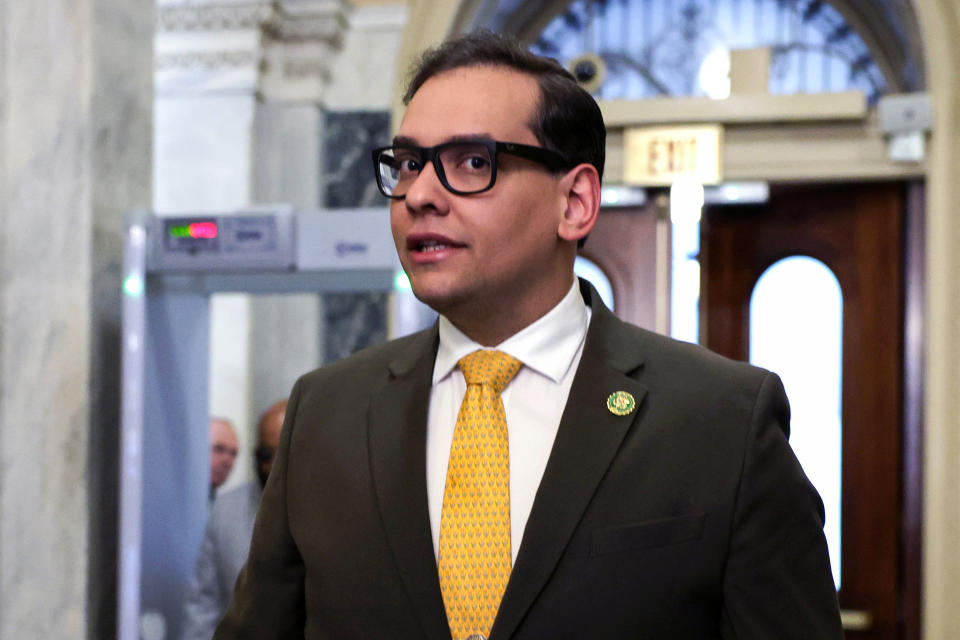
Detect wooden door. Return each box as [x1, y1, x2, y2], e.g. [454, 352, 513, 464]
[580, 202, 664, 331]
[701, 181, 914, 639]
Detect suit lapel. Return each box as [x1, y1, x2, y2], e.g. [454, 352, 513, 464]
[491, 283, 649, 640]
[367, 325, 451, 640]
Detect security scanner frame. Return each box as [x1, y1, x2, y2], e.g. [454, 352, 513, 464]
[118, 208, 399, 640]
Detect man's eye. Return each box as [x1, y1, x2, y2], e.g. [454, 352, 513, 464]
[458, 154, 490, 172]
[467, 156, 489, 170]
[395, 156, 422, 174]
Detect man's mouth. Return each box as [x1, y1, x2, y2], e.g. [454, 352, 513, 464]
[407, 234, 465, 253]
[417, 239, 454, 252]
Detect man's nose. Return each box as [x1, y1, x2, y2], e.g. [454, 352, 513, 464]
[403, 160, 449, 214]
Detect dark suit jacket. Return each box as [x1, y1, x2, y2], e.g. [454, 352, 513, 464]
[215, 281, 842, 639]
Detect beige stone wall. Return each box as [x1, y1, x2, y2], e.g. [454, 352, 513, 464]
[913, 1, 960, 637]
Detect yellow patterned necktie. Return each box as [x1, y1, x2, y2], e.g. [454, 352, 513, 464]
[438, 349, 524, 640]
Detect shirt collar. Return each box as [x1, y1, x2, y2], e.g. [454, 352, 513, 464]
[433, 279, 590, 385]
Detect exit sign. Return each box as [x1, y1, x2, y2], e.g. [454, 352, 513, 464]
[623, 124, 723, 186]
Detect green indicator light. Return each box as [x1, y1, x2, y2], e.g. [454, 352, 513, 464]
[123, 275, 144, 297]
[394, 272, 411, 291]
[169, 224, 191, 238]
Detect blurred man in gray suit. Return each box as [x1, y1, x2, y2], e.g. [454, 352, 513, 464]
[182, 400, 286, 640]
[208, 418, 239, 502]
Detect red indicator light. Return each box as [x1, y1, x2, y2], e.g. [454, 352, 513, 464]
[189, 222, 218, 239]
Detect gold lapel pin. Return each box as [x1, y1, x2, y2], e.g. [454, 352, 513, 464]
[606, 390, 636, 416]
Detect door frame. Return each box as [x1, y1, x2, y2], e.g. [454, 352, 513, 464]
[699, 180, 923, 639]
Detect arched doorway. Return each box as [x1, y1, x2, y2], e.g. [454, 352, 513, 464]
[393, 1, 960, 636]
[471, 4, 924, 637]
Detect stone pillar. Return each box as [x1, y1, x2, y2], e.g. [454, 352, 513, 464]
[248, 101, 325, 432]
[320, 110, 392, 359]
[154, 0, 348, 489]
[0, 0, 153, 637]
[914, 1, 960, 636]
[316, 3, 413, 355]
[249, 295, 322, 422]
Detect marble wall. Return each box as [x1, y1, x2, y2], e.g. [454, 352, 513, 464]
[321, 110, 392, 361]
[151, 0, 415, 487]
[0, 0, 154, 638]
[155, 91, 262, 491]
[315, 3, 409, 362]
[147, 12, 411, 634]
[252, 102, 323, 208]
[249, 294, 322, 434]
[154, 95, 257, 213]
[89, 3, 156, 637]
[154, 0, 338, 496]
[322, 110, 390, 208]
[313, 2, 410, 362]
[208, 293, 254, 493]
[322, 291, 390, 361]
[325, 2, 409, 110]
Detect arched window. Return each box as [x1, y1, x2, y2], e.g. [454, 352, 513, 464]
[531, 0, 890, 103]
[749, 255, 843, 588]
[575, 256, 615, 311]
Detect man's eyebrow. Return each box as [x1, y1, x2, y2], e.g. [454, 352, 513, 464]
[445, 133, 495, 143]
[391, 133, 495, 147]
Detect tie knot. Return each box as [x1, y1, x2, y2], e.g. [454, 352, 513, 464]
[457, 350, 523, 393]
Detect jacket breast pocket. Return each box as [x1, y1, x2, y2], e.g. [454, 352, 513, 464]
[590, 513, 706, 557]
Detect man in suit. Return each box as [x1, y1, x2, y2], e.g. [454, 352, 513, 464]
[183, 400, 286, 639]
[215, 31, 842, 639]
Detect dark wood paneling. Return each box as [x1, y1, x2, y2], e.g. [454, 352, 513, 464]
[581, 204, 661, 331]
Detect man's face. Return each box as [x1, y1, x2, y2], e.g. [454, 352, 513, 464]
[256, 405, 285, 484]
[209, 419, 238, 489]
[391, 66, 573, 333]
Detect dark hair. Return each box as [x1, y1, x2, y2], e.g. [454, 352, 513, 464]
[403, 30, 606, 181]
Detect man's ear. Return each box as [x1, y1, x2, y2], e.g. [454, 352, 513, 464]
[558, 164, 601, 243]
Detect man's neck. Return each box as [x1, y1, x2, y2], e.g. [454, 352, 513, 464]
[444, 276, 578, 346]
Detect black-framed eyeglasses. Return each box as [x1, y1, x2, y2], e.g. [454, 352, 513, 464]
[371, 139, 572, 199]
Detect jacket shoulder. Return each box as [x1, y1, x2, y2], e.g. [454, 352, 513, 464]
[297, 327, 434, 393]
[603, 316, 774, 399]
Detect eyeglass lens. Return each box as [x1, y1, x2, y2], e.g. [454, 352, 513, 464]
[377, 142, 494, 197]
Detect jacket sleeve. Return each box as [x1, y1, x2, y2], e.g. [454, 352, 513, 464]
[213, 377, 307, 639]
[182, 515, 226, 640]
[720, 372, 844, 639]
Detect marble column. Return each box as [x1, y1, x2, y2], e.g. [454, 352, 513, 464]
[156, 0, 271, 496]
[319, 2, 439, 343]
[155, 0, 348, 492]
[320, 109, 392, 360]
[249, 294, 322, 421]
[0, 0, 154, 638]
[914, 2, 960, 636]
[248, 102, 324, 440]
[154, 0, 413, 490]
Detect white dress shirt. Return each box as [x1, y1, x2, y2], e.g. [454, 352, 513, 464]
[426, 280, 592, 564]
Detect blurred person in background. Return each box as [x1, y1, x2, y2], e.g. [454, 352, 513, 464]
[208, 418, 239, 502]
[184, 401, 287, 639]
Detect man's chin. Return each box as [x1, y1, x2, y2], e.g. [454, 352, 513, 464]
[408, 282, 465, 317]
